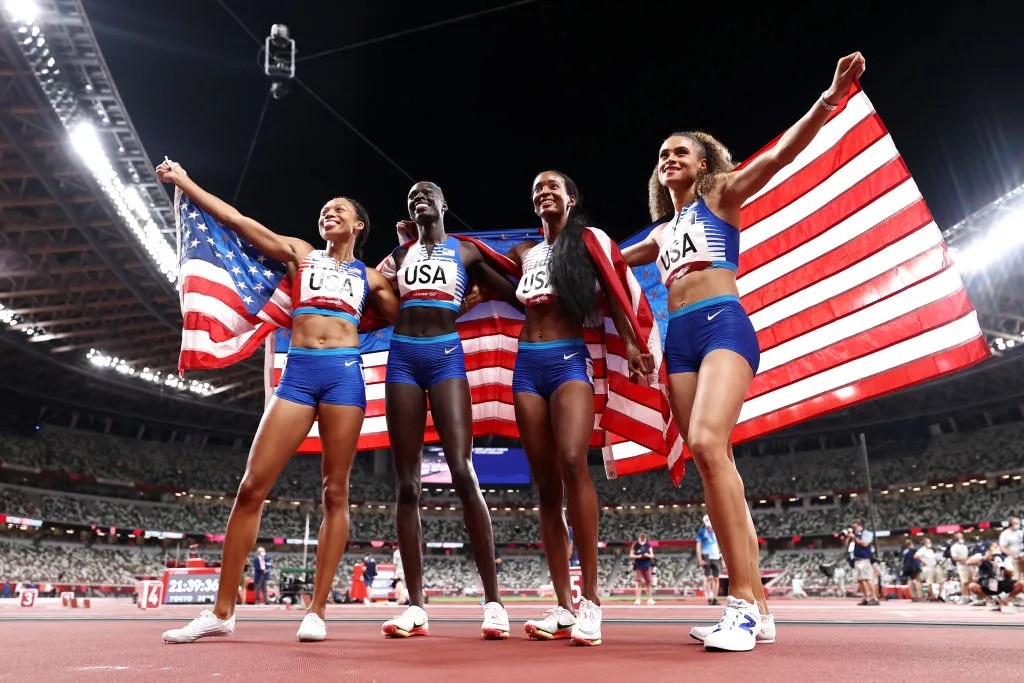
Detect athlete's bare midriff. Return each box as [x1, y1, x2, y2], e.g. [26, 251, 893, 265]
[290, 315, 360, 349]
[667, 267, 740, 312]
[393, 305, 459, 338]
[519, 300, 586, 343]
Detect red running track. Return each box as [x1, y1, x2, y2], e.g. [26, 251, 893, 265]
[1, 600, 1021, 681]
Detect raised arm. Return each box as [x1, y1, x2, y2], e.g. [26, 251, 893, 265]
[621, 226, 663, 267]
[366, 267, 400, 324]
[156, 160, 311, 269]
[592, 246, 655, 382]
[717, 52, 866, 208]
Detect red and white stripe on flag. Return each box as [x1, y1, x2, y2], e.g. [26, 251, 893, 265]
[603, 82, 990, 480]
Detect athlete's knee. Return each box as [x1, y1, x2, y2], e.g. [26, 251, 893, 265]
[235, 475, 270, 510]
[556, 448, 590, 485]
[395, 478, 421, 506]
[448, 460, 480, 497]
[321, 476, 350, 515]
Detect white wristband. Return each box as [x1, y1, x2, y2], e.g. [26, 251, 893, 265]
[819, 91, 839, 111]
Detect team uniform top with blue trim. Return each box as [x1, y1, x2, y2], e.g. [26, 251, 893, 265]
[654, 197, 740, 285]
[395, 236, 467, 313]
[290, 250, 370, 327]
[515, 241, 557, 307]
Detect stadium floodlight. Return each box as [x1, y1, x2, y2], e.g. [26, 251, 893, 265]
[87, 348, 218, 397]
[69, 121, 178, 283]
[951, 206, 1024, 274]
[3, 0, 39, 24]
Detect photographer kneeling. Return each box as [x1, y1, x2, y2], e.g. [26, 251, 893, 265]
[966, 542, 1023, 614]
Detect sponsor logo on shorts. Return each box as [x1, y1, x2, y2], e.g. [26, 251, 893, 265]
[563, 352, 579, 360]
[344, 360, 359, 367]
[444, 346, 458, 355]
[707, 309, 724, 321]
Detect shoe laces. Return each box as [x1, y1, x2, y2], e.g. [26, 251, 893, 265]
[578, 599, 600, 624]
[483, 602, 505, 621]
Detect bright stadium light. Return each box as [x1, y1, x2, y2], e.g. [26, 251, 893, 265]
[3, 0, 39, 24]
[6, 11, 179, 285]
[86, 348, 218, 397]
[951, 207, 1024, 274]
[69, 122, 178, 283]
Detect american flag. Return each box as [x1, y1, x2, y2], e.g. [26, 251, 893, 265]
[175, 189, 291, 372]
[603, 82, 990, 480]
[266, 229, 675, 459]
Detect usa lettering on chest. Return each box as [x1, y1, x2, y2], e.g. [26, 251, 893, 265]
[659, 231, 699, 271]
[402, 262, 450, 286]
[307, 268, 357, 297]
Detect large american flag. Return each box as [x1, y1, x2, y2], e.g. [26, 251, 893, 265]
[175, 189, 290, 371]
[265, 229, 676, 460]
[603, 82, 990, 479]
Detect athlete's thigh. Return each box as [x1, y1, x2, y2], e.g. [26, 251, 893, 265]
[243, 396, 318, 486]
[688, 349, 753, 443]
[385, 382, 427, 477]
[667, 372, 699, 441]
[514, 392, 559, 484]
[317, 403, 365, 484]
[426, 378, 473, 464]
[548, 381, 594, 461]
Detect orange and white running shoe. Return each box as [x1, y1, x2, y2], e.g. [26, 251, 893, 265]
[523, 605, 576, 640]
[481, 602, 510, 639]
[382, 605, 428, 638]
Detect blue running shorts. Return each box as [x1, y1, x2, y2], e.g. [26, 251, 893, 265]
[512, 338, 594, 399]
[664, 295, 759, 375]
[385, 332, 467, 389]
[274, 347, 366, 409]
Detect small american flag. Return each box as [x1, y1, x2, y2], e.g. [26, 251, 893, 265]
[604, 82, 990, 480]
[175, 189, 291, 371]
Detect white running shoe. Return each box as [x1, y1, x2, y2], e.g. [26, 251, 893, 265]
[689, 624, 715, 642]
[569, 598, 602, 646]
[524, 605, 576, 640]
[634, 598, 642, 605]
[690, 612, 773, 643]
[162, 609, 235, 644]
[382, 605, 428, 638]
[756, 614, 776, 644]
[702, 596, 760, 652]
[1001, 604, 1019, 614]
[296, 613, 327, 642]
[481, 602, 510, 639]
[647, 598, 656, 606]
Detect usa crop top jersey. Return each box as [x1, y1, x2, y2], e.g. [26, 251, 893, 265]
[291, 250, 370, 327]
[395, 236, 467, 312]
[515, 241, 556, 307]
[654, 197, 740, 285]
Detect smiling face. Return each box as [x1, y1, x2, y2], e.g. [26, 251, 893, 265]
[657, 134, 707, 190]
[318, 198, 364, 242]
[532, 171, 575, 221]
[407, 182, 446, 223]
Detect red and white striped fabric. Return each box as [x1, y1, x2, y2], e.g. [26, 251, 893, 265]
[266, 228, 676, 459]
[602, 82, 990, 481]
[175, 188, 292, 371]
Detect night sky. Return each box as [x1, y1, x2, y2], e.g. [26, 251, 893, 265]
[82, 0, 1024, 263]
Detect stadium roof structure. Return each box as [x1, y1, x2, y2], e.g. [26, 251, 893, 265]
[1, 1, 1021, 444]
[0, 1, 263, 437]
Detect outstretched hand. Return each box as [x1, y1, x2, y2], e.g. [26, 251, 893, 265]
[155, 159, 187, 186]
[824, 52, 866, 105]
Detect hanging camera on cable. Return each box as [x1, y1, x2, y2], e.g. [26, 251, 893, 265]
[263, 24, 295, 100]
